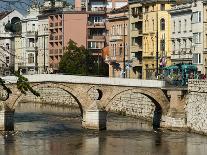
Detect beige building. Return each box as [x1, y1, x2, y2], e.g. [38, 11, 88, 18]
[106, 5, 129, 78]
[129, 2, 143, 79]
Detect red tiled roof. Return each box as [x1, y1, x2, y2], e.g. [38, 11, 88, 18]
[0, 11, 12, 20]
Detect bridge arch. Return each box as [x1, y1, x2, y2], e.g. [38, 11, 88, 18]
[105, 88, 169, 120]
[11, 82, 89, 116]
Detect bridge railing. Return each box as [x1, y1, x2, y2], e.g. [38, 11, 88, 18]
[1, 74, 167, 88]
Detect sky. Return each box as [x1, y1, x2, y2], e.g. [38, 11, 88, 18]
[0, 0, 74, 15]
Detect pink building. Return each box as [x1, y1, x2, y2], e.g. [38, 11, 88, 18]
[48, 11, 87, 72]
[63, 12, 87, 48]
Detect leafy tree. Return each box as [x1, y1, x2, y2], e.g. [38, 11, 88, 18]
[59, 39, 89, 75]
[59, 40, 108, 76]
[59, 39, 109, 76]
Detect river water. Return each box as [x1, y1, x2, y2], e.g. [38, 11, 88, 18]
[0, 103, 207, 155]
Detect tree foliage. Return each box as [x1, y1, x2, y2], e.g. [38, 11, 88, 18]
[59, 39, 109, 76]
[59, 39, 88, 75]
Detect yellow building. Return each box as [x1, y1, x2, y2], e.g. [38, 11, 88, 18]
[142, 1, 173, 79]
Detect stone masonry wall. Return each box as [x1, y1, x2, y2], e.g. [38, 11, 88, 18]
[20, 87, 79, 108]
[186, 80, 207, 134]
[106, 91, 156, 121]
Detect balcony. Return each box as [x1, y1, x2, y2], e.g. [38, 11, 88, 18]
[26, 46, 36, 51]
[87, 22, 105, 28]
[88, 35, 105, 41]
[49, 23, 54, 28]
[26, 31, 37, 38]
[131, 45, 142, 52]
[105, 55, 116, 63]
[88, 7, 106, 14]
[109, 35, 123, 42]
[131, 58, 142, 67]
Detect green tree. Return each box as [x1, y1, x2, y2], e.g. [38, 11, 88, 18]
[59, 39, 88, 75]
[59, 39, 109, 76]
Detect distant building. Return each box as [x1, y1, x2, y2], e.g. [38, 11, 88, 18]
[0, 10, 23, 75]
[106, 5, 129, 78]
[75, 0, 128, 76]
[142, 0, 173, 79]
[170, 0, 207, 74]
[129, 2, 143, 79]
[18, 3, 40, 75]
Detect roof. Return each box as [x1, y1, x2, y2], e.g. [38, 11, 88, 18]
[0, 11, 12, 20]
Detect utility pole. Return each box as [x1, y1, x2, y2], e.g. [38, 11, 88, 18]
[123, 12, 126, 78]
[156, 3, 159, 77]
[43, 34, 46, 73]
[35, 31, 38, 73]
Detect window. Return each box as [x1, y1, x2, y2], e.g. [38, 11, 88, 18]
[152, 19, 154, 31]
[119, 44, 123, 56]
[173, 21, 175, 33]
[113, 44, 116, 57]
[32, 24, 35, 31]
[183, 39, 187, 48]
[6, 43, 9, 50]
[192, 12, 201, 23]
[160, 4, 165, 11]
[172, 40, 175, 52]
[193, 33, 201, 44]
[184, 19, 187, 32]
[178, 21, 181, 33]
[28, 53, 34, 64]
[145, 6, 149, 13]
[131, 23, 137, 31]
[178, 39, 181, 50]
[160, 39, 165, 51]
[160, 18, 165, 31]
[193, 53, 201, 64]
[6, 56, 9, 64]
[132, 37, 138, 46]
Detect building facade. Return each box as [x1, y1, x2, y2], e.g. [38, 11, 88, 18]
[169, 3, 193, 65]
[129, 2, 143, 79]
[0, 10, 23, 75]
[170, 0, 207, 74]
[106, 5, 129, 78]
[18, 4, 40, 74]
[142, 1, 173, 79]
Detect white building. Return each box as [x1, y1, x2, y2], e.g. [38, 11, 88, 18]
[0, 10, 23, 75]
[16, 3, 40, 74]
[37, 14, 49, 74]
[170, 0, 207, 74]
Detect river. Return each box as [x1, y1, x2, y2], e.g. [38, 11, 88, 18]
[0, 102, 207, 155]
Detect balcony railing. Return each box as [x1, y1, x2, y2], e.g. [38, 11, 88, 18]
[109, 35, 122, 41]
[88, 22, 105, 27]
[88, 35, 105, 40]
[88, 7, 106, 12]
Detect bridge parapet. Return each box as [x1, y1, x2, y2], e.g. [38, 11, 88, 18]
[188, 79, 207, 92]
[1, 74, 166, 88]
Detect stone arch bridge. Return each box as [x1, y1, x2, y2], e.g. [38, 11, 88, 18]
[0, 74, 187, 131]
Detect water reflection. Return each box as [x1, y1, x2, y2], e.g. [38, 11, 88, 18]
[0, 102, 207, 155]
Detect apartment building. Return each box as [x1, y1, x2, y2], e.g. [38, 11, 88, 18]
[19, 4, 40, 74]
[170, 0, 207, 74]
[142, 0, 173, 79]
[169, 3, 193, 65]
[129, 2, 143, 79]
[106, 5, 129, 78]
[0, 10, 23, 75]
[75, 0, 128, 74]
